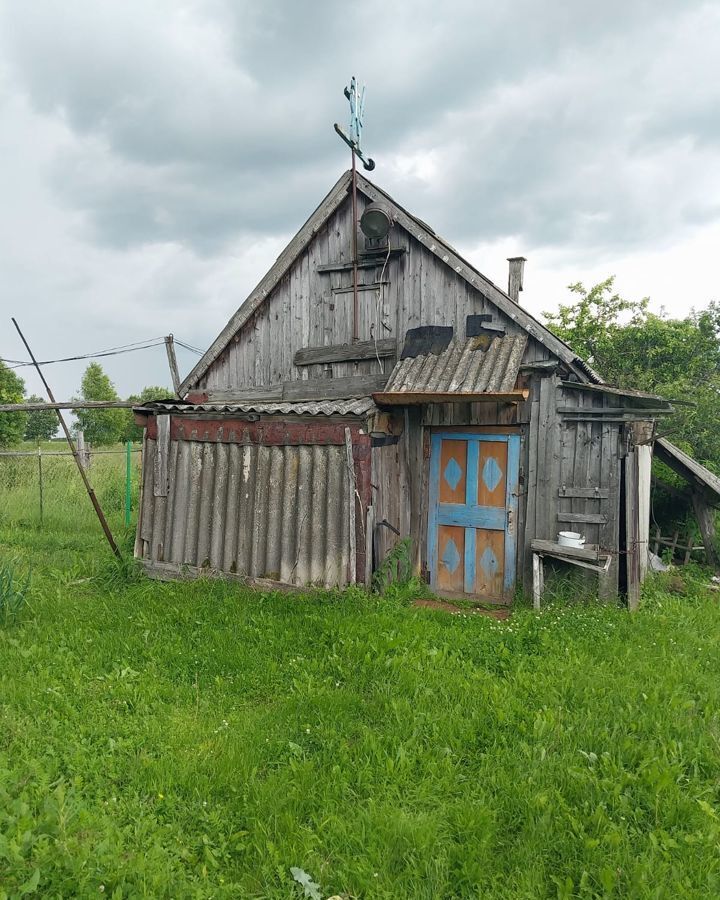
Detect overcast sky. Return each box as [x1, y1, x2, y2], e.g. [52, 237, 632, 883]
[1, 0, 718, 401]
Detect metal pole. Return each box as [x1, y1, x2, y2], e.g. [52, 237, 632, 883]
[37, 445, 43, 527]
[351, 148, 359, 342]
[11, 318, 122, 559]
[125, 440, 132, 528]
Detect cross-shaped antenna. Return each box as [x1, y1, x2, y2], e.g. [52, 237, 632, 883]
[334, 76, 375, 171]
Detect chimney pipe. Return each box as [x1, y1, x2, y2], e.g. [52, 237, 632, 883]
[507, 256, 526, 303]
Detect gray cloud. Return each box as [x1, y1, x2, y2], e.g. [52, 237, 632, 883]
[1, 0, 719, 401]
[3, 0, 716, 255]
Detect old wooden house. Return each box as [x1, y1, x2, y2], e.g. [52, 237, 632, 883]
[133, 170, 717, 606]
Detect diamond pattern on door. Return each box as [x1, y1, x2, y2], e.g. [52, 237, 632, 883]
[482, 456, 503, 493]
[439, 440, 467, 504]
[444, 458, 463, 492]
[442, 537, 461, 573]
[437, 525, 465, 593]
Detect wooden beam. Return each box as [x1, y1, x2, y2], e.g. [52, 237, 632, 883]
[558, 487, 610, 499]
[372, 389, 529, 406]
[283, 374, 387, 400]
[205, 375, 387, 404]
[315, 248, 405, 273]
[557, 512, 608, 525]
[558, 406, 671, 416]
[0, 400, 137, 412]
[205, 385, 284, 403]
[531, 539, 612, 564]
[692, 492, 720, 571]
[294, 339, 396, 367]
[164, 335, 181, 397]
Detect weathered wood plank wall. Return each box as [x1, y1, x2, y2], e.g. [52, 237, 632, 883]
[522, 380, 625, 596]
[196, 194, 551, 395]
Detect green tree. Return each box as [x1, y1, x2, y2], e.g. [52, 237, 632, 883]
[24, 395, 58, 444]
[75, 363, 126, 446]
[0, 362, 26, 448]
[544, 278, 720, 472]
[123, 385, 173, 443]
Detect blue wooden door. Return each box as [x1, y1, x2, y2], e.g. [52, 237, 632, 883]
[428, 431, 520, 600]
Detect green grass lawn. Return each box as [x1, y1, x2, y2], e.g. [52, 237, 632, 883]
[1, 505, 720, 897]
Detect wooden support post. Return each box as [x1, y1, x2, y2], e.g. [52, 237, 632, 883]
[532, 552, 544, 610]
[625, 447, 641, 611]
[164, 335, 181, 398]
[365, 504, 375, 589]
[691, 492, 720, 571]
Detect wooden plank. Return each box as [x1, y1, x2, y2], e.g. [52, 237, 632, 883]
[284, 374, 387, 400]
[0, 400, 137, 412]
[205, 385, 284, 402]
[523, 385, 541, 589]
[599, 422, 620, 600]
[373, 390, 529, 406]
[365, 503, 375, 587]
[558, 487, 609, 499]
[345, 427, 357, 584]
[557, 512, 608, 525]
[316, 248, 405, 273]
[531, 539, 611, 563]
[294, 339, 396, 366]
[153, 415, 170, 498]
[164, 336, 181, 397]
[532, 552, 543, 610]
[558, 406, 671, 415]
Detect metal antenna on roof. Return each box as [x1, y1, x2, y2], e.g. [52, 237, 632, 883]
[334, 77, 375, 342]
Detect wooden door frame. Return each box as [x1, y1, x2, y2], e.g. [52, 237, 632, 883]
[427, 427, 521, 599]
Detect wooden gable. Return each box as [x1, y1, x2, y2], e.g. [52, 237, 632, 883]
[182, 172, 593, 398]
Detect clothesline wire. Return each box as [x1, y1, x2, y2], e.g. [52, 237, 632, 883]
[1, 334, 203, 369]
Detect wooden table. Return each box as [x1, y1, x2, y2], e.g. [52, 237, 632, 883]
[530, 539, 612, 609]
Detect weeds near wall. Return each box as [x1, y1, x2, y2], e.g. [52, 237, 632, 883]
[372, 537, 422, 598]
[0, 561, 30, 626]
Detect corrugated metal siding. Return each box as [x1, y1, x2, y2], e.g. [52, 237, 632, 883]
[139, 439, 352, 587]
[384, 334, 527, 394]
[142, 398, 376, 417]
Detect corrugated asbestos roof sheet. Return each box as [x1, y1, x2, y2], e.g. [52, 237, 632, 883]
[384, 334, 527, 394]
[139, 398, 375, 417]
[655, 438, 720, 504]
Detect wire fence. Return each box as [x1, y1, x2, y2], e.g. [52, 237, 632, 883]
[0, 442, 142, 533]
